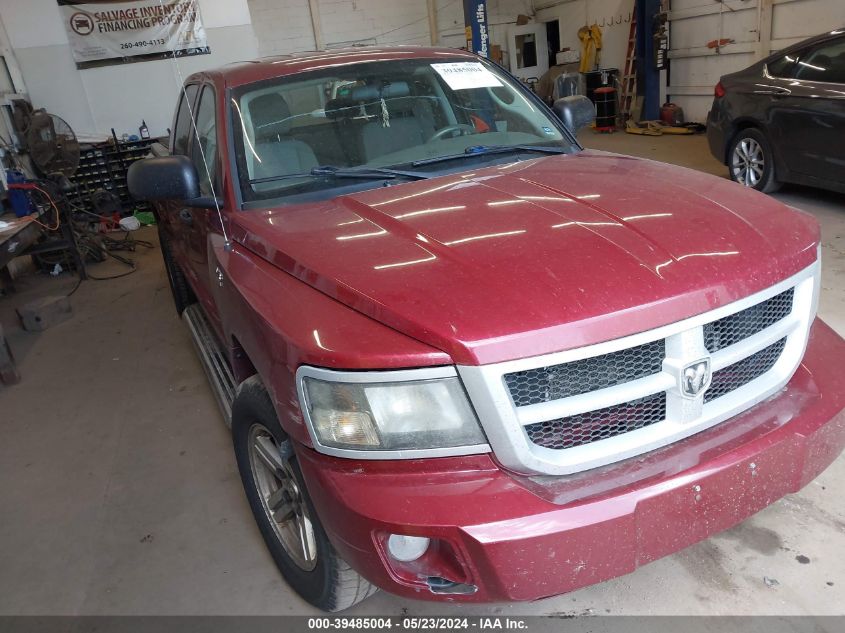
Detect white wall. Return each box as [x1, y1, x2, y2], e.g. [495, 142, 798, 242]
[249, 0, 431, 56]
[535, 0, 632, 73]
[668, 0, 845, 122]
[436, 0, 534, 56]
[0, 0, 258, 138]
[248, 0, 536, 60]
[249, 0, 317, 57]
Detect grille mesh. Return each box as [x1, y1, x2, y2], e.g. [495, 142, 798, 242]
[525, 392, 667, 450]
[505, 339, 665, 407]
[704, 338, 787, 403]
[704, 289, 793, 353]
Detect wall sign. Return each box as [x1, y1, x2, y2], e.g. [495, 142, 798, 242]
[463, 0, 489, 58]
[57, 0, 210, 68]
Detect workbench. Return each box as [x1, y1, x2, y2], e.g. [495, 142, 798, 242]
[0, 213, 40, 384]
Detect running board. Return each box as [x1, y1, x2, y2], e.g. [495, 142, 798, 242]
[182, 304, 236, 426]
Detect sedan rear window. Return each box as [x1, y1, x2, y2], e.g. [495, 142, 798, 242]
[767, 55, 798, 78]
[794, 39, 845, 83]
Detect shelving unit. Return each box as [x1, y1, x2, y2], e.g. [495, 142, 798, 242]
[70, 138, 157, 216]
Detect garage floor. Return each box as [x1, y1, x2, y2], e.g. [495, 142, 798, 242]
[1, 134, 844, 616]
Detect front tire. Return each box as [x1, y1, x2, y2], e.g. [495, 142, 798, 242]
[231, 376, 378, 611]
[728, 128, 781, 193]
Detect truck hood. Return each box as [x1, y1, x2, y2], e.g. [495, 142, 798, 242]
[231, 150, 819, 365]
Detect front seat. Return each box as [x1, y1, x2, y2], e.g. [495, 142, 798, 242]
[248, 93, 318, 180]
[354, 82, 428, 162]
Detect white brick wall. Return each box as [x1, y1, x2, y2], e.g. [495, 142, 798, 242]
[320, 0, 429, 47]
[248, 0, 317, 57]
[247, 0, 535, 59]
[249, 0, 432, 57]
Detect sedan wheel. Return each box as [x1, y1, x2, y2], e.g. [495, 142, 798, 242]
[248, 424, 318, 571]
[727, 128, 781, 193]
[731, 138, 765, 187]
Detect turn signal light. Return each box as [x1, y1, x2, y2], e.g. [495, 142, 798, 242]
[714, 81, 727, 98]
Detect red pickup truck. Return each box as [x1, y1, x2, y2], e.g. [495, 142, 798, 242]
[129, 47, 845, 612]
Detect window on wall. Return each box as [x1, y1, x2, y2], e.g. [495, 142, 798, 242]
[172, 84, 199, 155]
[190, 86, 218, 197]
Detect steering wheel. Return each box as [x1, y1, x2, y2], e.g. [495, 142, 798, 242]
[427, 124, 476, 143]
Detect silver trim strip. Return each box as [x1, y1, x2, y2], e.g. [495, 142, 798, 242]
[295, 364, 491, 460]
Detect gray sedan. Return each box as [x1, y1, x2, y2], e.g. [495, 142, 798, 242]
[707, 28, 845, 193]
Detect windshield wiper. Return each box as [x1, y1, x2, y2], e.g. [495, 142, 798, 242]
[412, 144, 569, 167]
[249, 165, 430, 186]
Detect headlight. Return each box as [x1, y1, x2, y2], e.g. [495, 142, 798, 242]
[298, 369, 487, 454]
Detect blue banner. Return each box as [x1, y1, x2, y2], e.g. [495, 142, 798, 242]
[463, 0, 489, 58]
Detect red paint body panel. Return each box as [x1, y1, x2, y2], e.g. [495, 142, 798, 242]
[231, 151, 818, 365]
[297, 320, 845, 601]
[153, 48, 845, 604]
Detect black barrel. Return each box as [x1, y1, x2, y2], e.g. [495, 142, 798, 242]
[594, 86, 617, 131]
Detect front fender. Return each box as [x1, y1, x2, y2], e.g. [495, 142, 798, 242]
[206, 234, 450, 445]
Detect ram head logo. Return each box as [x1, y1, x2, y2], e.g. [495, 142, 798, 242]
[681, 359, 711, 398]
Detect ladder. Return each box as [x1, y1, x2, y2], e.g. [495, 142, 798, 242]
[619, 7, 638, 123]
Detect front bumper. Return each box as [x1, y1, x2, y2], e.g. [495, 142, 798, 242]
[296, 319, 845, 602]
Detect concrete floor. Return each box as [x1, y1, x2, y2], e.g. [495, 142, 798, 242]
[1, 134, 844, 616]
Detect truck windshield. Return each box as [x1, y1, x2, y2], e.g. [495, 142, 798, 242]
[230, 56, 578, 202]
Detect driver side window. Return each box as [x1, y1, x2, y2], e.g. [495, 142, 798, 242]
[190, 86, 219, 197]
[172, 84, 199, 155]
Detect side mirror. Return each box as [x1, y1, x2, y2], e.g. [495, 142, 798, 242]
[552, 95, 596, 134]
[128, 155, 200, 203]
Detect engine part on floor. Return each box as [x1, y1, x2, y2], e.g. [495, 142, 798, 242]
[70, 228, 154, 280]
[90, 189, 122, 217]
[16, 294, 73, 332]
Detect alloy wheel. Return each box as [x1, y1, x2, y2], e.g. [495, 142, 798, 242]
[731, 137, 765, 187]
[247, 424, 318, 571]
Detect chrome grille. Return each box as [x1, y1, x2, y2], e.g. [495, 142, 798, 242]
[704, 288, 793, 352]
[704, 338, 787, 403]
[457, 261, 819, 476]
[504, 340, 664, 406]
[525, 393, 666, 450]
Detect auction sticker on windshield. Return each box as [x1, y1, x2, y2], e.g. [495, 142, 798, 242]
[431, 62, 503, 90]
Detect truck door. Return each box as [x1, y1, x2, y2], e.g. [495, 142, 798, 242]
[181, 84, 223, 321]
[161, 83, 199, 277]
